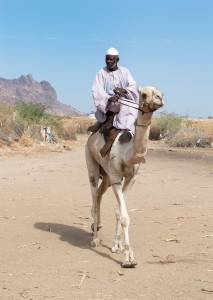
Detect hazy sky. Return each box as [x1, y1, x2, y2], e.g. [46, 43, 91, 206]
[1, 0, 213, 117]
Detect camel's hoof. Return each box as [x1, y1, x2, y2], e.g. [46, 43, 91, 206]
[91, 238, 102, 247]
[122, 260, 137, 268]
[91, 223, 102, 232]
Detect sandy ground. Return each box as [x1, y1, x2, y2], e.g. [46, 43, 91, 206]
[0, 136, 213, 300]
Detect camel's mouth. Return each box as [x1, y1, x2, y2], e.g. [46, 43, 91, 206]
[154, 97, 164, 107]
[152, 92, 164, 108]
[140, 98, 164, 113]
[151, 98, 164, 110]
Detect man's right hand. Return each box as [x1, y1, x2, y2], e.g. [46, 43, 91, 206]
[108, 95, 119, 103]
[114, 87, 127, 97]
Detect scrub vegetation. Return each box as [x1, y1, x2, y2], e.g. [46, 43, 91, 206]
[150, 112, 213, 148]
[0, 103, 94, 149]
[0, 103, 212, 150]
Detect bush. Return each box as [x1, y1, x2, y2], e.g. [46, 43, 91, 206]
[156, 111, 187, 138]
[148, 113, 213, 148]
[19, 129, 34, 147]
[17, 102, 47, 123]
[0, 103, 84, 147]
[149, 118, 161, 140]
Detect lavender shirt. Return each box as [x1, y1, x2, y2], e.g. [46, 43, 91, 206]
[92, 66, 139, 134]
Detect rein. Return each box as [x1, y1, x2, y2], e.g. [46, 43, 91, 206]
[118, 98, 144, 113]
[117, 99, 152, 127]
[118, 98, 156, 114]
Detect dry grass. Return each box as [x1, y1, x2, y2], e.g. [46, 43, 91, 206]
[60, 116, 95, 134]
[166, 119, 213, 147]
[57, 116, 95, 140]
[2, 134, 88, 155]
[0, 115, 94, 154]
[190, 118, 213, 134]
[1, 111, 212, 152]
[19, 129, 34, 147]
[150, 117, 213, 148]
[0, 102, 95, 153]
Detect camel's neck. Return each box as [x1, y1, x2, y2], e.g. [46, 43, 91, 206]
[126, 111, 153, 166]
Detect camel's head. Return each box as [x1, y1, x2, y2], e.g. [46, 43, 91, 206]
[138, 86, 164, 113]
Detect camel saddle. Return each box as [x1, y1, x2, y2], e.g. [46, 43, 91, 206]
[99, 113, 121, 157]
[87, 112, 121, 157]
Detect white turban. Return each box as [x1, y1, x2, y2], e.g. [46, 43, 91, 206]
[106, 47, 119, 56]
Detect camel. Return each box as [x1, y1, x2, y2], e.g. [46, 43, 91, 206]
[85, 86, 164, 268]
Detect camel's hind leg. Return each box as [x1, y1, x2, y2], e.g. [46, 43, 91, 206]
[96, 168, 110, 228]
[90, 174, 109, 247]
[85, 146, 109, 247]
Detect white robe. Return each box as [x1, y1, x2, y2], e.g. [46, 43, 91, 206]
[92, 66, 139, 134]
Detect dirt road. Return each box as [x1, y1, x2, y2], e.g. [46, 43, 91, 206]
[0, 137, 213, 300]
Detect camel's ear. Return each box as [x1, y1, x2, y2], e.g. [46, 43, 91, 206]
[138, 86, 142, 93]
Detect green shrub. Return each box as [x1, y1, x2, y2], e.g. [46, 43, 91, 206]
[17, 102, 47, 123]
[0, 102, 78, 146]
[156, 111, 187, 138]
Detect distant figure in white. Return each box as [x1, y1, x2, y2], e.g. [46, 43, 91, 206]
[46, 126, 51, 142]
[40, 126, 47, 142]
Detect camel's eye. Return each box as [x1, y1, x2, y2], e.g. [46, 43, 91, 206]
[142, 93, 147, 99]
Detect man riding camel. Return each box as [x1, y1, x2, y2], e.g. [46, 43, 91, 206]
[88, 47, 139, 156]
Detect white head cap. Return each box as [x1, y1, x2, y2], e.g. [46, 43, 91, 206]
[106, 47, 119, 56]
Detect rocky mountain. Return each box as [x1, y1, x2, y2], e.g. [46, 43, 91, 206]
[0, 74, 84, 116]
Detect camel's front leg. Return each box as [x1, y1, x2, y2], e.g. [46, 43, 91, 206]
[112, 173, 138, 254]
[111, 208, 123, 253]
[112, 183, 137, 268]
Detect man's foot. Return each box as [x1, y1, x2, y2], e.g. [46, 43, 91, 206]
[87, 121, 102, 133]
[119, 131, 132, 143]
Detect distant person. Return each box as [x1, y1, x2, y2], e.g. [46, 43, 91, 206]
[46, 126, 51, 142]
[41, 126, 46, 142]
[88, 47, 139, 144]
[41, 126, 47, 142]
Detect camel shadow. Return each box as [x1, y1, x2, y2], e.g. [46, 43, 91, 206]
[34, 222, 121, 265]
